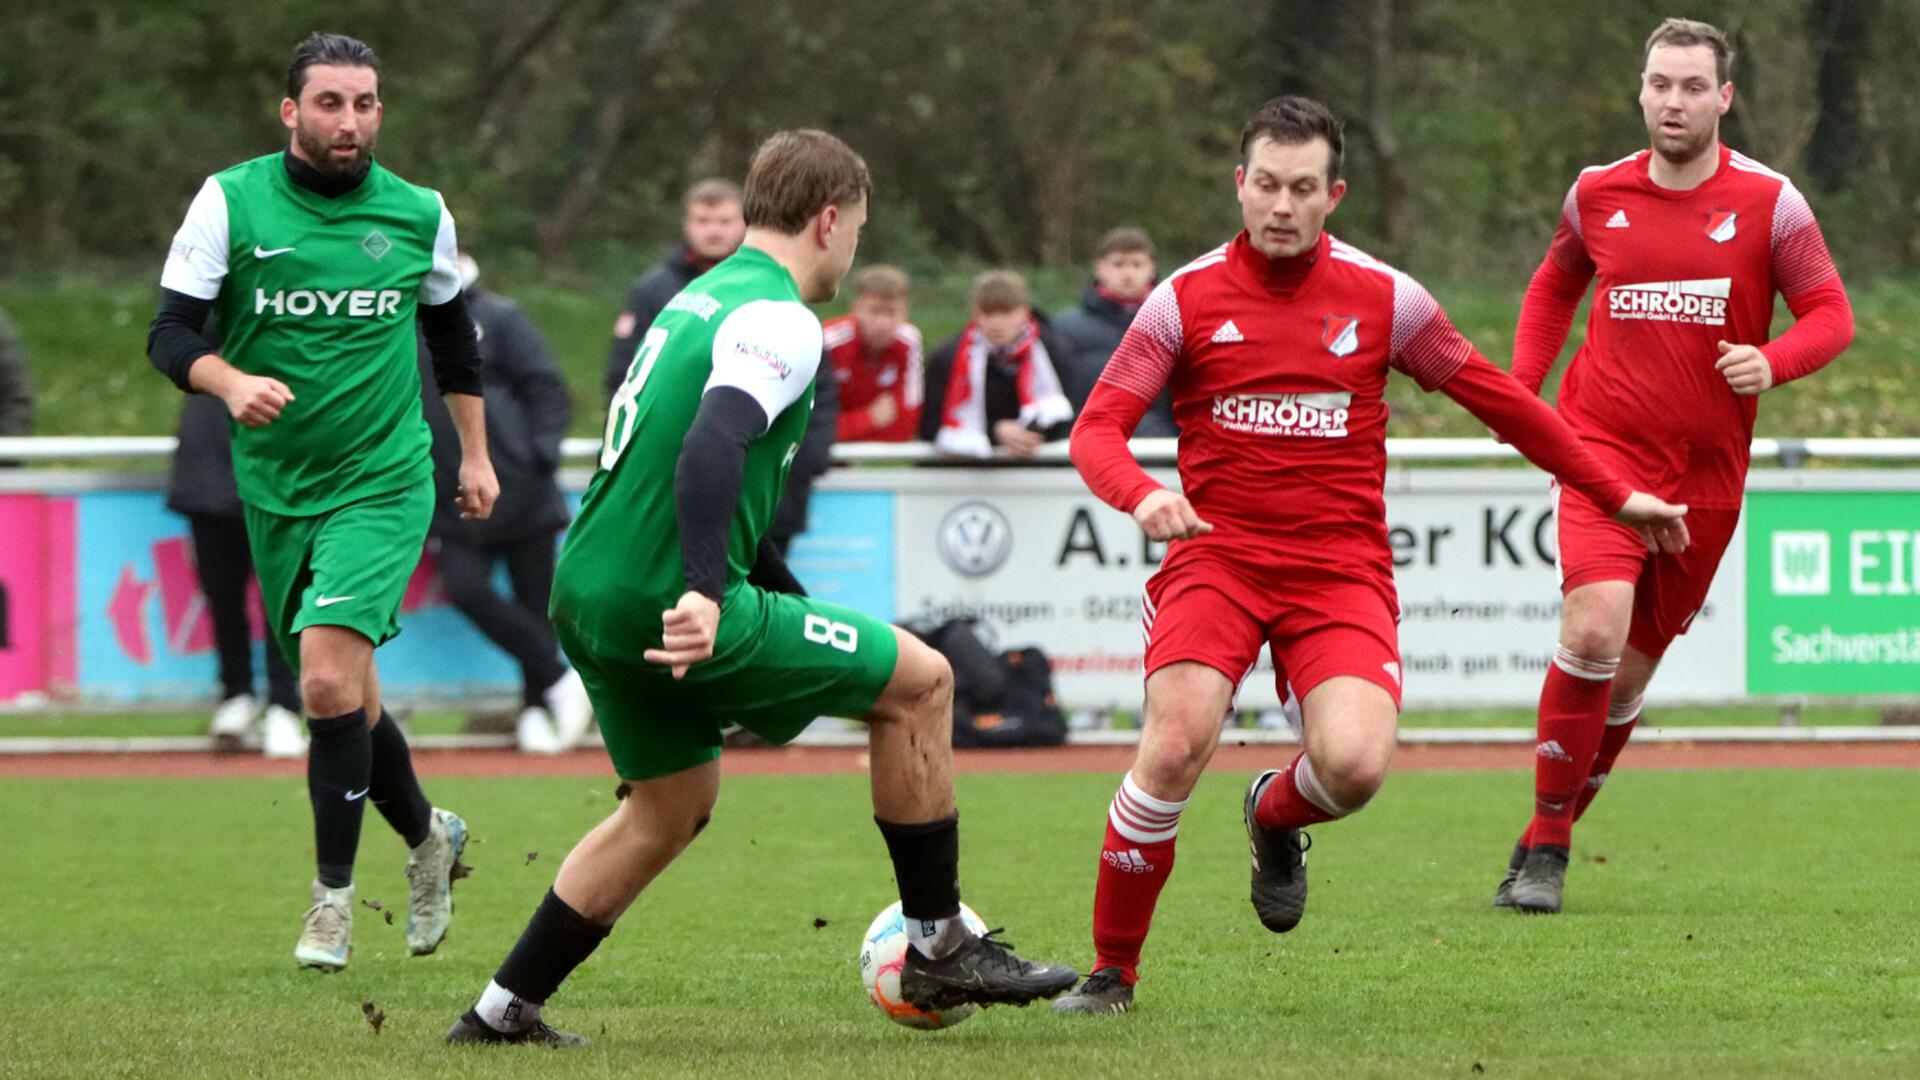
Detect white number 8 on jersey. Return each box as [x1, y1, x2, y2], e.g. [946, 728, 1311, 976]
[803, 614, 859, 653]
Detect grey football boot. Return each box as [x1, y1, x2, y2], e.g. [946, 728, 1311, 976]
[1509, 844, 1570, 914]
[1050, 968, 1135, 1015]
[1491, 842, 1529, 910]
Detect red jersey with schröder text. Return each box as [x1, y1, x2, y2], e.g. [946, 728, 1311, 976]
[1072, 231, 1629, 586]
[1515, 146, 1849, 509]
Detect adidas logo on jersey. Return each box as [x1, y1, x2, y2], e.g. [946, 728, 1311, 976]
[1211, 320, 1244, 344]
[1605, 209, 1630, 229]
[1102, 848, 1156, 874]
[1535, 739, 1574, 762]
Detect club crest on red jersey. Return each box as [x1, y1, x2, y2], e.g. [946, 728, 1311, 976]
[1322, 314, 1360, 358]
[1706, 210, 1738, 244]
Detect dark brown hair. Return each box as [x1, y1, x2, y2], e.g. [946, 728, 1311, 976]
[287, 33, 380, 100]
[742, 130, 872, 234]
[1645, 18, 1733, 85]
[1239, 95, 1344, 182]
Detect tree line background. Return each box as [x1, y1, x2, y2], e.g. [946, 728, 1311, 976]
[1, 0, 1911, 282]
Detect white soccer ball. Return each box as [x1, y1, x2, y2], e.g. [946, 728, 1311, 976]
[858, 900, 989, 1029]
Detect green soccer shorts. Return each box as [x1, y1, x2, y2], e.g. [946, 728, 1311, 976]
[243, 476, 434, 676]
[558, 585, 900, 781]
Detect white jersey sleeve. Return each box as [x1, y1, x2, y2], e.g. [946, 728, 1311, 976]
[705, 300, 825, 430]
[418, 194, 462, 305]
[159, 177, 230, 300]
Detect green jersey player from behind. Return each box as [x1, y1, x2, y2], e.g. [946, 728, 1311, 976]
[444, 130, 1076, 1048]
[146, 33, 500, 973]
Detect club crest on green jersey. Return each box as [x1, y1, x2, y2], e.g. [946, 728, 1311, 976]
[361, 228, 393, 261]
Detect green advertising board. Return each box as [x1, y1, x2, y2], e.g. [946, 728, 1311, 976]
[1746, 490, 1920, 694]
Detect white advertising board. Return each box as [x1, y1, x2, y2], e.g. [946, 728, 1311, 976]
[881, 470, 1745, 710]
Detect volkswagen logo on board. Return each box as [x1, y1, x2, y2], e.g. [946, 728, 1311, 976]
[936, 501, 1012, 578]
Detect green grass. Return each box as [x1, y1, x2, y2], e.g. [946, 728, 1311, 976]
[3, 769, 1915, 1077]
[4, 268, 1918, 442]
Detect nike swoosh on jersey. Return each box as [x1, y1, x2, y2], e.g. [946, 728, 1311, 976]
[253, 245, 297, 258]
[314, 595, 358, 608]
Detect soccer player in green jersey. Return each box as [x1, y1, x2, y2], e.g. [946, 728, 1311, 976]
[445, 130, 1076, 1047]
[145, 33, 500, 973]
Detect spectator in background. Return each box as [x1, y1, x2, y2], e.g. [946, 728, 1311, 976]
[420, 253, 591, 754]
[1055, 226, 1176, 437]
[0, 307, 32, 436]
[601, 178, 746, 403]
[164, 311, 305, 758]
[922, 270, 1074, 458]
[826, 265, 922, 442]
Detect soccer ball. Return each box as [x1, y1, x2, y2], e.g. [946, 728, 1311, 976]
[858, 900, 989, 1029]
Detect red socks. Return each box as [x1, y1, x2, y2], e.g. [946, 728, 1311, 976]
[1525, 647, 1617, 849]
[1091, 773, 1185, 984]
[1254, 752, 1346, 831]
[1574, 695, 1641, 821]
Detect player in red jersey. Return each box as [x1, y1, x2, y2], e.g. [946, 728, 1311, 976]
[1491, 19, 1853, 915]
[1051, 96, 1691, 1015]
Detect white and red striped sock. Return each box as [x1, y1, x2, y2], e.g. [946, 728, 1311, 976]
[1090, 773, 1185, 984]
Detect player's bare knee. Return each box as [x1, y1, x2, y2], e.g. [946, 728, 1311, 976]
[299, 669, 359, 718]
[1314, 743, 1388, 808]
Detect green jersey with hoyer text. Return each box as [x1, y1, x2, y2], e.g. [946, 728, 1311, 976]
[554, 246, 824, 657]
[160, 153, 462, 515]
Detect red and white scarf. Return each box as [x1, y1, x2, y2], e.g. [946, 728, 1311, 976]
[935, 319, 1073, 457]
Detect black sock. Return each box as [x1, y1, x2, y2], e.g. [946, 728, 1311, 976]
[874, 815, 961, 921]
[494, 889, 611, 1005]
[306, 709, 371, 888]
[368, 710, 434, 849]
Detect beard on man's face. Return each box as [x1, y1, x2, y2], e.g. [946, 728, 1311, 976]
[296, 123, 374, 177]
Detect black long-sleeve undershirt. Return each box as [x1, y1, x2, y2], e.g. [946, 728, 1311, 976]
[675, 386, 811, 604]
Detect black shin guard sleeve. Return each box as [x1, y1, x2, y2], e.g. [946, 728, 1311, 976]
[367, 710, 434, 849]
[874, 815, 962, 921]
[494, 889, 612, 1005]
[306, 709, 371, 887]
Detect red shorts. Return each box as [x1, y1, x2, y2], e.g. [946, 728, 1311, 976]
[1553, 483, 1740, 658]
[1141, 549, 1403, 709]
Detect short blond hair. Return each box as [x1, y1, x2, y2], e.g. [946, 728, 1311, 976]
[684, 178, 742, 209]
[969, 270, 1029, 314]
[742, 130, 872, 235]
[852, 265, 910, 301]
[1646, 18, 1732, 84]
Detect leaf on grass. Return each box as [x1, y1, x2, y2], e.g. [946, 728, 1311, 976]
[812, 917, 829, 929]
[360, 898, 394, 926]
[525, 851, 538, 866]
[362, 1000, 385, 1034]
[1472, 1064, 1485, 1074]
[451, 861, 473, 882]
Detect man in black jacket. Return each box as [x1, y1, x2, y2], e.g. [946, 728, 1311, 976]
[600, 178, 745, 404]
[166, 309, 304, 757]
[420, 254, 590, 753]
[921, 270, 1075, 457]
[1053, 226, 1176, 437]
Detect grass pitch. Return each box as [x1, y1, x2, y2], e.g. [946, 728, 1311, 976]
[3, 767, 1915, 1078]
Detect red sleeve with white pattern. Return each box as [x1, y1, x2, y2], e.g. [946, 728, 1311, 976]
[1070, 280, 1180, 514]
[1510, 181, 1596, 395]
[1762, 181, 1854, 385]
[1386, 271, 1473, 391]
